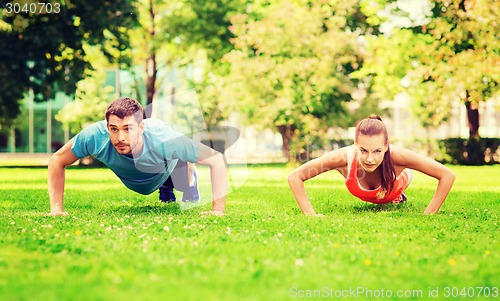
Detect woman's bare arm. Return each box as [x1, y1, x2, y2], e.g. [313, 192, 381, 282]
[392, 145, 456, 214]
[288, 147, 349, 215]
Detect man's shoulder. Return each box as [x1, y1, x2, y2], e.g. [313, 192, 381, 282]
[144, 118, 175, 134]
[78, 120, 108, 136]
[72, 120, 110, 158]
[143, 118, 190, 146]
[144, 118, 167, 127]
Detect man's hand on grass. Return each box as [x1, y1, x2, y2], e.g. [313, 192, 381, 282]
[200, 210, 224, 216]
[47, 211, 69, 217]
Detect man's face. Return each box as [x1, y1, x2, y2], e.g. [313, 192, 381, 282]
[107, 114, 144, 156]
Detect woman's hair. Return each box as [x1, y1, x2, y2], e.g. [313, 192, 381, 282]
[105, 97, 144, 124]
[355, 114, 396, 199]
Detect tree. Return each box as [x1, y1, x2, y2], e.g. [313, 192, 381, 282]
[223, 0, 366, 161]
[353, 0, 499, 137]
[126, 0, 247, 129]
[126, 0, 180, 107]
[412, 0, 499, 137]
[351, 29, 437, 124]
[0, 0, 137, 133]
[55, 45, 116, 134]
[180, 0, 248, 128]
[27, 0, 243, 137]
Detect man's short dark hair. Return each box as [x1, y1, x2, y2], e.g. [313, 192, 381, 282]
[105, 97, 144, 124]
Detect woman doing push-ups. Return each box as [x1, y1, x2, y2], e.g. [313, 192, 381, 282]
[288, 115, 456, 216]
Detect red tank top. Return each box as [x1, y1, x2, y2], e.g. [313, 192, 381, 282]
[345, 146, 410, 204]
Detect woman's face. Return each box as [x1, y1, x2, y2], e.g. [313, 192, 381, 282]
[355, 134, 388, 172]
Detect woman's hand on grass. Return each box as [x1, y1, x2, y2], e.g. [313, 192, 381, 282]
[305, 212, 324, 217]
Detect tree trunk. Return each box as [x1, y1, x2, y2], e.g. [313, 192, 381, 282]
[465, 91, 479, 138]
[144, 0, 157, 117]
[276, 124, 296, 162]
[146, 54, 157, 106]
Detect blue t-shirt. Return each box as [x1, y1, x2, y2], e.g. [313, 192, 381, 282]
[71, 118, 200, 195]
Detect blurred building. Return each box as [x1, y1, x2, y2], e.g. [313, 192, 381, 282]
[0, 72, 499, 164]
[0, 69, 122, 153]
[384, 92, 500, 140]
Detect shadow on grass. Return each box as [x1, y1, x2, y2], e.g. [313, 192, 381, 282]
[102, 202, 184, 215]
[0, 166, 49, 169]
[351, 202, 413, 213]
[317, 197, 414, 215]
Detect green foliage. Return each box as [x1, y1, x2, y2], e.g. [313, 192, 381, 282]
[2, 0, 498, 144]
[352, 29, 433, 103]
[354, 0, 499, 130]
[191, 73, 229, 127]
[124, 0, 246, 105]
[55, 71, 114, 135]
[176, 0, 248, 127]
[0, 165, 498, 300]
[438, 138, 500, 165]
[178, 0, 248, 67]
[55, 44, 119, 134]
[408, 0, 500, 126]
[224, 0, 366, 159]
[0, 0, 137, 132]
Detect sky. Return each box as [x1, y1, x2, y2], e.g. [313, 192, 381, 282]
[378, 0, 433, 34]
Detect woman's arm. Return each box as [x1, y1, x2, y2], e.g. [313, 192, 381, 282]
[391, 146, 456, 214]
[288, 147, 349, 215]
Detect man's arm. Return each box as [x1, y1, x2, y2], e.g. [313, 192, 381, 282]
[48, 138, 79, 216]
[195, 144, 228, 215]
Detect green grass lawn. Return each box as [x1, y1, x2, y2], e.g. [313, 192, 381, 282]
[0, 164, 498, 301]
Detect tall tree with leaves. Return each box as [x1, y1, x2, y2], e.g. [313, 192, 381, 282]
[55, 45, 118, 134]
[412, 0, 499, 137]
[354, 0, 499, 137]
[0, 0, 137, 133]
[180, 0, 248, 128]
[223, 0, 366, 161]
[127, 0, 247, 128]
[127, 0, 178, 106]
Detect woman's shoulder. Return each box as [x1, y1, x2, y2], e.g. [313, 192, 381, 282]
[318, 145, 352, 166]
[330, 145, 353, 155]
[389, 144, 409, 157]
[390, 144, 429, 166]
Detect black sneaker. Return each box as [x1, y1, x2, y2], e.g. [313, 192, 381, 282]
[392, 193, 407, 204]
[159, 185, 176, 203]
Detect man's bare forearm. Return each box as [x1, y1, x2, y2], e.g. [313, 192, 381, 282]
[209, 153, 228, 212]
[48, 158, 67, 214]
[47, 139, 77, 216]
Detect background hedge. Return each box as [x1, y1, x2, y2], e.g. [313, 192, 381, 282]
[325, 138, 500, 166]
